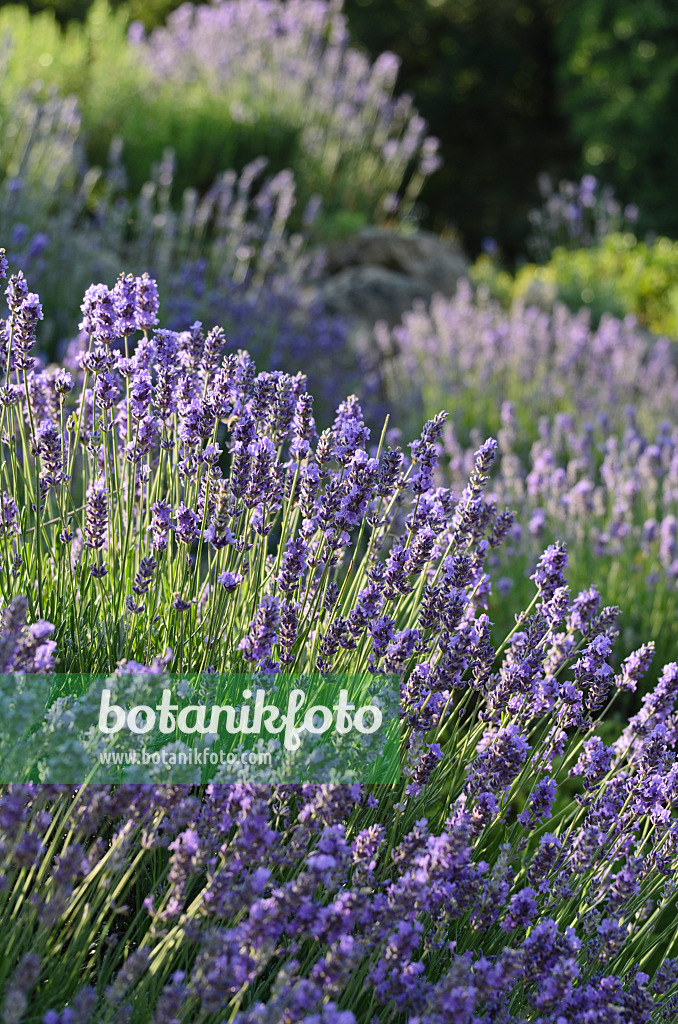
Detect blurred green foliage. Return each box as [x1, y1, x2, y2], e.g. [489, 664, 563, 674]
[555, 0, 678, 243]
[0, 0, 180, 28]
[470, 233, 678, 337]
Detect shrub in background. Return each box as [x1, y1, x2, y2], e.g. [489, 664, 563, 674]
[471, 233, 678, 337]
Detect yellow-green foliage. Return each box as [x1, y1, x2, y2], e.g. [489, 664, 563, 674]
[0, 2, 135, 103]
[471, 233, 678, 338]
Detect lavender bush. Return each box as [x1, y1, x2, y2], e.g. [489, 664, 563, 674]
[130, 0, 441, 230]
[527, 173, 639, 263]
[0, 0, 439, 235]
[0, 87, 360, 410]
[378, 281, 678, 440]
[1, 251, 678, 1020]
[377, 283, 678, 671]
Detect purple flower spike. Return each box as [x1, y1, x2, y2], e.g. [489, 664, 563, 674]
[84, 480, 108, 550]
[239, 595, 280, 664]
[79, 283, 118, 343]
[531, 542, 568, 601]
[150, 499, 172, 551]
[217, 571, 243, 593]
[113, 273, 138, 336]
[174, 502, 200, 545]
[135, 272, 160, 330]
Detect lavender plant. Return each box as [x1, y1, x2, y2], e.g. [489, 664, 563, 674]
[1, 251, 678, 1021]
[0, 87, 358, 409]
[377, 283, 678, 673]
[527, 173, 640, 263]
[131, 0, 441, 229]
[0, 0, 440, 234]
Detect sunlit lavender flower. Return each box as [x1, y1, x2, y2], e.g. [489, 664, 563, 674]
[0, 248, 7, 279]
[616, 642, 655, 693]
[332, 395, 369, 465]
[150, 499, 172, 551]
[217, 571, 243, 592]
[135, 273, 159, 330]
[125, 556, 158, 614]
[94, 373, 119, 410]
[80, 343, 114, 375]
[239, 595, 280, 663]
[206, 480, 233, 550]
[79, 283, 117, 342]
[84, 481, 108, 550]
[409, 412, 447, 494]
[132, 556, 158, 597]
[501, 887, 538, 931]
[377, 446, 403, 497]
[0, 385, 22, 407]
[570, 736, 614, 790]
[201, 326, 225, 377]
[278, 537, 307, 593]
[54, 370, 74, 398]
[290, 392, 315, 460]
[0, 493, 19, 535]
[531, 542, 568, 602]
[35, 420, 63, 484]
[12, 291, 43, 365]
[517, 777, 557, 828]
[130, 369, 153, 420]
[5, 272, 28, 314]
[114, 273, 138, 336]
[174, 503, 200, 545]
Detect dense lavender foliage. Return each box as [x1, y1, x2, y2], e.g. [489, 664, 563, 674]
[130, 0, 440, 225]
[377, 282, 678, 663]
[0, 254, 677, 1020]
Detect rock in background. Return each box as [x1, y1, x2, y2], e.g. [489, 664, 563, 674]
[315, 228, 470, 327]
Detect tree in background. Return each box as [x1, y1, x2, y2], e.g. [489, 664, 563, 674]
[555, 0, 678, 242]
[344, 0, 578, 258]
